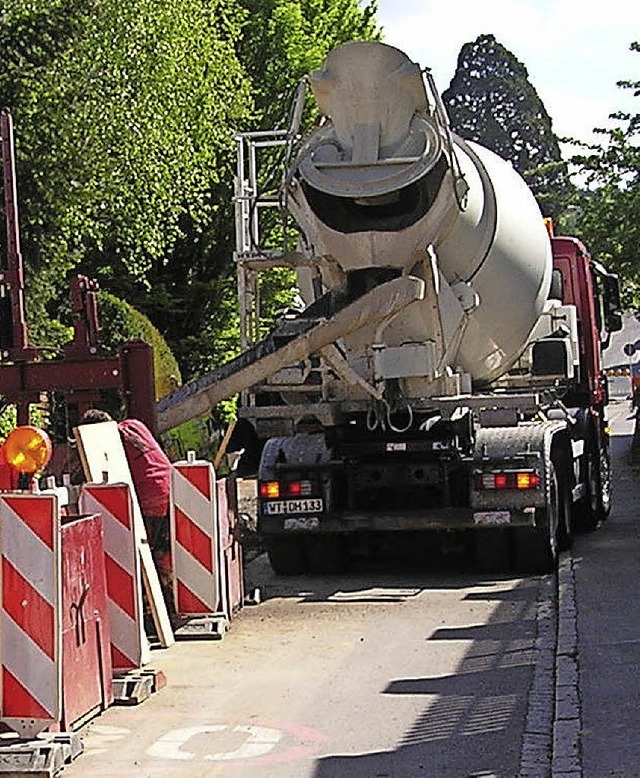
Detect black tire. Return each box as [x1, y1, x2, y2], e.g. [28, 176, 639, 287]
[514, 464, 560, 574]
[556, 466, 573, 552]
[266, 536, 307, 575]
[305, 535, 349, 574]
[474, 528, 512, 573]
[574, 442, 611, 533]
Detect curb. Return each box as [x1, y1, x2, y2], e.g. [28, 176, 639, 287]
[552, 550, 582, 777]
[519, 574, 556, 777]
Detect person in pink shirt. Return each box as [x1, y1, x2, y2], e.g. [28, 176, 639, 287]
[81, 409, 173, 603]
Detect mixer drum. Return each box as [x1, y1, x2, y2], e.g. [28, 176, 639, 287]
[288, 41, 553, 385]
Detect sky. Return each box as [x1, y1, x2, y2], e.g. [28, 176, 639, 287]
[374, 0, 638, 147]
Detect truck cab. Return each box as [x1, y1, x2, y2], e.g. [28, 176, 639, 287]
[551, 235, 622, 408]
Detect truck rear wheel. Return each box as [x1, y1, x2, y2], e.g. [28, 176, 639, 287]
[574, 443, 611, 533]
[515, 464, 560, 574]
[266, 537, 307, 576]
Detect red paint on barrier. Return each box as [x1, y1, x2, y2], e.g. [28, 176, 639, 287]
[188, 467, 212, 499]
[3, 495, 54, 548]
[2, 668, 51, 719]
[104, 556, 136, 618]
[95, 487, 133, 530]
[175, 507, 213, 572]
[2, 558, 54, 658]
[111, 646, 132, 671]
[176, 580, 211, 614]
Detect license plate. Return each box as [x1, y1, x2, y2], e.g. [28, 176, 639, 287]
[474, 511, 511, 525]
[262, 498, 324, 516]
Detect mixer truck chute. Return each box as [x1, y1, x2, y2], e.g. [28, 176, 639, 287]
[158, 41, 622, 574]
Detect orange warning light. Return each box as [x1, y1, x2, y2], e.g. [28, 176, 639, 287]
[3, 426, 52, 474]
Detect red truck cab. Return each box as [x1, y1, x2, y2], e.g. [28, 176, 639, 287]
[551, 235, 622, 408]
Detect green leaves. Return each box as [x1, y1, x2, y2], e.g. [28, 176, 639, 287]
[0, 0, 378, 391]
[568, 42, 640, 307]
[236, 0, 378, 128]
[2, 0, 251, 293]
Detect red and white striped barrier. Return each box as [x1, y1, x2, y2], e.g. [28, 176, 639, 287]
[79, 483, 149, 671]
[217, 476, 244, 619]
[170, 460, 222, 615]
[0, 494, 61, 738]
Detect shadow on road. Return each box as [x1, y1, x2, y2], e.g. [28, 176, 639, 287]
[310, 576, 547, 777]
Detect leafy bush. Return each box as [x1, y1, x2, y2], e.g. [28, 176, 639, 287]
[97, 291, 182, 400]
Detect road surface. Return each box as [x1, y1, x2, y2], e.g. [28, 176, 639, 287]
[63, 391, 636, 778]
[66, 545, 556, 774]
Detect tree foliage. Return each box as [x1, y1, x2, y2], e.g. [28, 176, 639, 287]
[237, 0, 378, 128]
[0, 0, 379, 388]
[1, 0, 251, 371]
[569, 42, 640, 307]
[97, 292, 182, 400]
[442, 34, 573, 219]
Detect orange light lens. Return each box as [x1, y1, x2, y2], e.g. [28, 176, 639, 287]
[259, 481, 280, 499]
[3, 426, 52, 474]
[516, 472, 528, 489]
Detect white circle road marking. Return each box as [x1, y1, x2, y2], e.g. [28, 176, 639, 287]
[146, 724, 282, 762]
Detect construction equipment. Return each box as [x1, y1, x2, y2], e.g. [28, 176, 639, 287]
[158, 41, 622, 574]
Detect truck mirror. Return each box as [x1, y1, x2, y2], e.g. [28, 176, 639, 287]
[606, 311, 623, 334]
[549, 269, 563, 301]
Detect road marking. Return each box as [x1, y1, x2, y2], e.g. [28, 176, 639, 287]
[146, 724, 282, 762]
[206, 725, 282, 761]
[82, 724, 131, 756]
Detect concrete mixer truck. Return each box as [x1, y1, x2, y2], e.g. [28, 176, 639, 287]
[157, 41, 622, 575]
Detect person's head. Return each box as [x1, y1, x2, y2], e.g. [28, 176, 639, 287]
[81, 409, 114, 424]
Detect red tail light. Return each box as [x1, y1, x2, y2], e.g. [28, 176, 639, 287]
[475, 470, 540, 491]
[259, 480, 317, 498]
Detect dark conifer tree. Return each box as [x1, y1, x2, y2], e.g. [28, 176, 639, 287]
[442, 34, 573, 219]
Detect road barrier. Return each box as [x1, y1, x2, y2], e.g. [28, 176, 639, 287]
[60, 512, 114, 729]
[79, 483, 149, 672]
[0, 451, 251, 773]
[218, 475, 245, 619]
[0, 493, 62, 738]
[0, 493, 113, 738]
[171, 459, 222, 616]
[170, 457, 247, 635]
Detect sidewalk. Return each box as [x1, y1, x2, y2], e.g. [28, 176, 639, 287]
[573, 397, 640, 777]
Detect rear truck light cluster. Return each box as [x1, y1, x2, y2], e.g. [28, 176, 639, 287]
[474, 469, 540, 491]
[259, 479, 318, 499]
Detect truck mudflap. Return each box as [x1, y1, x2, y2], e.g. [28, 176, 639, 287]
[258, 505, 537, 535]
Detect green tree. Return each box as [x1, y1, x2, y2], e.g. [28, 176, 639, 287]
[1, 0, 379, 389]
[442, 34, 573, 220]
[146, 0, 379, 379]
[570, 42, 640, 307]
[237, 0, 378, 128]
[1, 0, 251, 364]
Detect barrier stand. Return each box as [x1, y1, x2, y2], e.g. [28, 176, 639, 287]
[0, 493, 89, 775]
[170, 455, 228, 638]
[60, 512, 114, 730]
[217, 474, 249, 617]
[79, 483, 166, 705]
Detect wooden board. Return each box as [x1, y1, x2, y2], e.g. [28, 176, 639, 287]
[212, 420, 237, 471]
[74, 421, 175, 648]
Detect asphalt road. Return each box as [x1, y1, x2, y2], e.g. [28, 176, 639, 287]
[571, 394, 640, 777]
[66, 540, 556, 775]
[62, 388, 638, 778]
